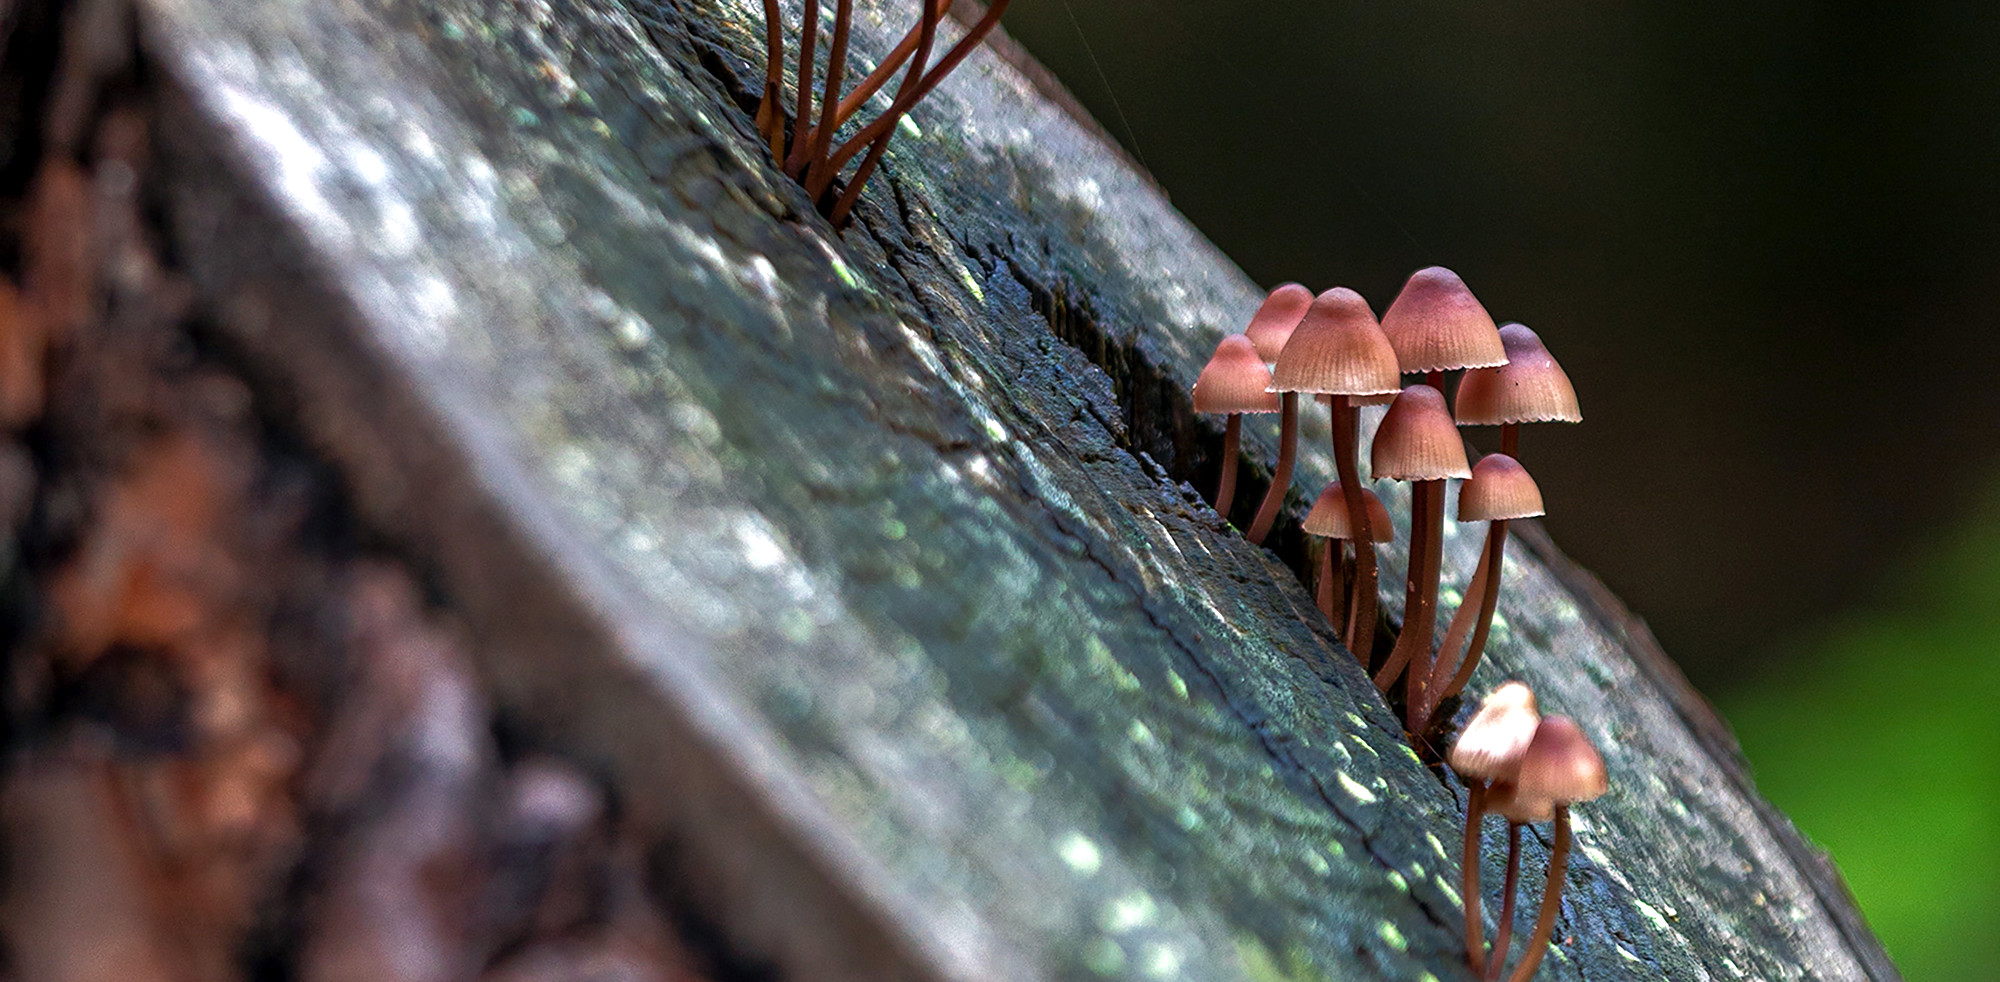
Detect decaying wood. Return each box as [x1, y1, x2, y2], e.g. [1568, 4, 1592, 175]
[30, 0, 1903, 979]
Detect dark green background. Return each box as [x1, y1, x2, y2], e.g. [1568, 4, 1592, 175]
[991, 2, 2000, 979]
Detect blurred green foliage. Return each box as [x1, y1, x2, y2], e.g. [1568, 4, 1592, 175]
[1722, 486, 2000, 982]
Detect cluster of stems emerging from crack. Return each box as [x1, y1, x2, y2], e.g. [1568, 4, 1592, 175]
[753, 0, 1012, 225]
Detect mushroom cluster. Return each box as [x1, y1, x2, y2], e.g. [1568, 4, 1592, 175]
[1191, 269, 1582, 737]
[1449, 683, 1609, 981]
[753, 0, 1010, 225]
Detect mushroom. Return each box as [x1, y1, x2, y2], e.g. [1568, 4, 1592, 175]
[1368, 385, 1470, 732]
[1301, 482, 1392, 643]
[1192, 335, 1281, 520]
[1446, 682, 1541, 975]
[1431, 324, 1580, 718]
[1243, 283, 1314, 364]
[1419, 454, 1544, 728]
[1487, 715, 1607, 982]
[1232, 284, 1314, 545]
[1375, 267, 1504, 729]
[1264, 289, 1400, 663]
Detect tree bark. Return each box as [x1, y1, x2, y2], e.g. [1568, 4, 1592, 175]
[125, 0, 1898, 980]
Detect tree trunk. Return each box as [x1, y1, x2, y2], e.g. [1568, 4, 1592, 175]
[95, 0, 1903, 979]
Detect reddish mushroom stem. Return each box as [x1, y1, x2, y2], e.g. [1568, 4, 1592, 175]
[1505, 806, 1573, 982]
[821, 0, 1010, 217]
[784, 0, 822, 177]
[1387, 371, 1451, 728]
[1462, 781, 1489, 974]
[802, 0, 857, 191]
[1215, 414, 1243, 518]
[1501, 421, 1520, 457]
[1330, 397, 1377, 659]
[1245, 392, 1297, 546]
[1317, 539, 1347, 627]
[755, 0, 787, 163]
[1371, 479, 1431, 693]
[1422, 516, 1509, 729]
[828, 0, 954, 130]
[1487, 822, 1524, 980]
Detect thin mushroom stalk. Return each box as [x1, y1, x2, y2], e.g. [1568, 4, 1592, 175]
[756, 0, 787, 162]
[801, 0, 858, 193]
[1217, 414, 1243, 517]
[1330, 397, 1378, 658]
[1505, 807, 1572, 982]
[1424, 451, 1543, 728]
[1487, 822, 1524, 980]
[784, 0, 822, 177]
[1461, 781, 1490, 974]
[826, 0, 955, 131]
[1245, 392, 1298, 546]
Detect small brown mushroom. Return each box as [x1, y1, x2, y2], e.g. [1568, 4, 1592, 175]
[1301, 482, 1392, 636]
[1235, 284, 1319, 545]
[1243, 283, 1314, 364]
[1261, 288, 1399, 662]
[1368, 385, 1469, 732]
[1446, 682, 1541, 975]
[1192, 335, 1281, 519]
[1489, 715, 1607, 982]
[1375, 268, 1505, 729]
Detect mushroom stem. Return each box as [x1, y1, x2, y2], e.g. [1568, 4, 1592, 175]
[1317, 539, 1346, 626]
[1215, 413, 1242, 518]
[1423, 516, 1509, 728]
[784, 0, 822, 177]
[1330, 397, 1377, 659]
[828, 0, 954, 130]
[1461, 781, 1489, 974]
[1409, 478, 1448, 729]
[801, 0, 857, 193]
[1505, 806, 1573, 982]
[1487, 822, 1524, 980]
[1501, 421, 1519, 457]
[821, 0, 1010, 210]
[1246, 392, 1298, 546]
[1371, 480, 1431, 693]
[756, 0, 787, 163]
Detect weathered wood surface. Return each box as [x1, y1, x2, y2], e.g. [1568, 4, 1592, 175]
[134, 0, 1897, 979]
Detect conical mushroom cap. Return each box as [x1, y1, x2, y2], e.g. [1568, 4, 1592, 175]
[1270, 288, 1401, 397]
[1454, 323, 1582, 425]
[1351, 391, 1399, 406]
[1243, 283, 1315, 363]
[1516, 715, 1608, 805]
[1448, 682, 1541, 781]
[1193, 335, 1282, 414]
[1458, 454, 1545, 521]
[1371, 385, 1471, 481]
[1303, 483, 1394, 541]
[1380, 267, 1506, 374]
